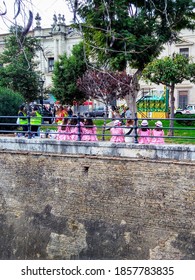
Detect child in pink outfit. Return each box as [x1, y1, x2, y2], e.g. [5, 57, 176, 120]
[138, 119, 151, 144]
[151, 121, 165, 144]
[56, 118, 70, 140]
[69, 115, 84, 141]
[82, 118, 98, 141]
[110, 120, 125, 143]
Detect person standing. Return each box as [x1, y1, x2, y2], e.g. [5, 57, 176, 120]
[30, 106, 42, 136]
[108, 105, 114, 119]
[67, 106, 73, 117]
[125, 107, 132, 119]
[18, 105, 28, 136]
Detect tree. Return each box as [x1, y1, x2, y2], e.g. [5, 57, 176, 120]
[0, 86, 24, 131]
[77, 69, 137, 112]
[52, 42, 88, 104]
[67, 0, 195, 112]
[0, 26, 41, 102]
[142, 54, 195, 135]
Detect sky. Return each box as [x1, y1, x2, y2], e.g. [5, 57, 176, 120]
[0, 0, 74, 34]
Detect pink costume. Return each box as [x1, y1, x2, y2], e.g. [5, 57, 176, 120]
[110, 127, 125, 143]
[70, 122, 84, 141]
[151, 129, 165, 144]
[138, 129, 151, 144]
[82, 126, 98, 141]
[56, 125, 71, 141]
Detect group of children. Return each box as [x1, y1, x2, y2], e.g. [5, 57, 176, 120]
[137, 120, 165, 144]
[109, 119, 165, 144]
[56, 117, 165, 144]
[56, 116, 98, 141]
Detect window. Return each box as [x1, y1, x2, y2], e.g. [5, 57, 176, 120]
[179, 48, 189, 58]
[48, 57, 54, 72]
[178, 91, 188, 109]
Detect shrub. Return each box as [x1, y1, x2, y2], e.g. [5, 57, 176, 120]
[175, 113, 195, 126]
[0, 87, 25, 132]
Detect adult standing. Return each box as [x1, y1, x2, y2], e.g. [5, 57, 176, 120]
[125, 107, 132, 119]
[18, 105, 28, 135]
[30, 106, 42, 136]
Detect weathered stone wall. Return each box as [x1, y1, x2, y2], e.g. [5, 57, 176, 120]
[0, 149, 194, 260]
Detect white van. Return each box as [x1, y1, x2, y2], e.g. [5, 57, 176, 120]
[175, 104, 195, 115]
[182, 105, 195, 114]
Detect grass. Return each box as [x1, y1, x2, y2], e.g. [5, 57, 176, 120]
[40, 118, 195, 144]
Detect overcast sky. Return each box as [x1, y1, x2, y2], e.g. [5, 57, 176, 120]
[0, 0, 73, 34]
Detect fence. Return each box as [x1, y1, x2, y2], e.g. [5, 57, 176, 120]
[0, 113, 195, 144]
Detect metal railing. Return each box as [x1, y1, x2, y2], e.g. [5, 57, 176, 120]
[0, 113, 195, 144]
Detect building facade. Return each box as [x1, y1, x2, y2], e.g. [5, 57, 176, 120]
[139, 29, 195, 109]
[0, 13, 82, 93]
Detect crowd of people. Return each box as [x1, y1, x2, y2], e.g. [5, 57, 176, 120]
[108, 105, 132, 121]
[54, 116, 165, 144]
[17, 104, 165, 144]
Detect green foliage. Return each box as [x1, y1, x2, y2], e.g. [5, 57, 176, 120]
[76, 0, 195, 71]
[142, 54, 195, 134]
[0, 86, 24, 131]
[142, 54, 195, 86]
[52, 42, 88, 104]
[175, 113, 195, 126]
[0, 26, 41, 102]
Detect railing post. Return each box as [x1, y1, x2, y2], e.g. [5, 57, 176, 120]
[134, 112, 138, 144]
[27, 111, 31, 139]
[77, 112, 81, 141]
[102, 119, 106, 141]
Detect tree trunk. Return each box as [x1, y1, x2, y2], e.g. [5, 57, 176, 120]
[124, 70, 141, 117]
[169, 84, 175, 136]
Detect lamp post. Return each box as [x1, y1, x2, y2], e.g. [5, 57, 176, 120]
[39, 77, 45, 112]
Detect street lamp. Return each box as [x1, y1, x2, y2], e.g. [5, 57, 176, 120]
[39, 76, 45, 111]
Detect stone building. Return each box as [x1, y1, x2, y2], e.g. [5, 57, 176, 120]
[0, 13, 194, 109]
[0, 13, 82, 93]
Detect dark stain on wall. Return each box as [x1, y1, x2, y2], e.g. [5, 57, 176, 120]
[172, 232, 195, 260]
[0, 214, 14, 259]
[78, 220, 149, 260]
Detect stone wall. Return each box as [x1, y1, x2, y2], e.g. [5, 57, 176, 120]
[0, 147, 194, 260]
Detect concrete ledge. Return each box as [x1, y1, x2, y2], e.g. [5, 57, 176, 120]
[0, 137, 195, 161]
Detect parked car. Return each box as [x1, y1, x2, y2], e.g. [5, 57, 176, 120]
[84, 107, 108, 117]
[175, 104, 195, 115]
